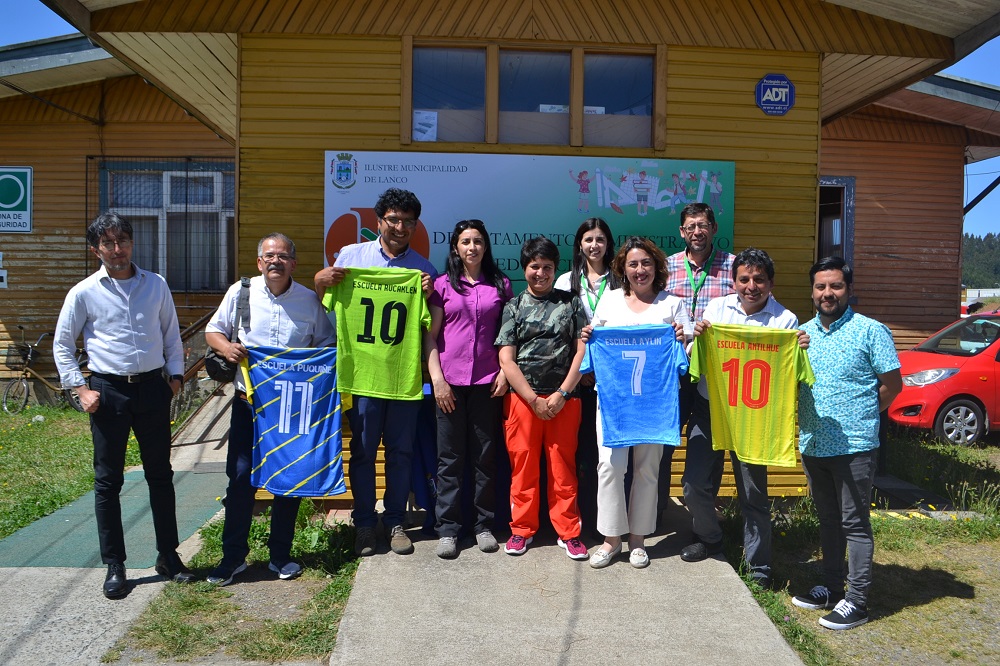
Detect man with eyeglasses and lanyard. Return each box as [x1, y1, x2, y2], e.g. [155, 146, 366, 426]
[205, 232, 336, 586]
[54, 212, 193, 598]
[662, 203, 735, 535]
[314, 188, 437, 557]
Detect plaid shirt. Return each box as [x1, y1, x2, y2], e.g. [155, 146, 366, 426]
[665, 247, 735, 322]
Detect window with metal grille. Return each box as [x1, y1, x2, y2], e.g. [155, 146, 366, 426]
[88, 157, 235, 292]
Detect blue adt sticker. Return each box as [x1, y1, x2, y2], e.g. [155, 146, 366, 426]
[755, 74, 795, 116]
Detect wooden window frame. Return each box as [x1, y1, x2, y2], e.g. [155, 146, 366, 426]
[402, 40, 660, 149]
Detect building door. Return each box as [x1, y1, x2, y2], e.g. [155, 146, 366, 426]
[818, 176, 855, 266]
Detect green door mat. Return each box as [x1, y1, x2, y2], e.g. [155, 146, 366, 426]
[0, 469, 225, 569]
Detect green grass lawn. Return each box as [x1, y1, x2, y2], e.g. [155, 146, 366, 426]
[722, 429, 1000, 666]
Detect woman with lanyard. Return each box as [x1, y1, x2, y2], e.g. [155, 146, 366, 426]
[555, 218, 619, 538]
[585, 236, 686, 568]
[426, 219, 513, 558]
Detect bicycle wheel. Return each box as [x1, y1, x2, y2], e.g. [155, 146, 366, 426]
[2, 378, 29, 415]
[63, 388, 85, 413]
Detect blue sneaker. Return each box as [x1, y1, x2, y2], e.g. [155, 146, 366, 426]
[268, 560, 303, 580]
[206, 560, 247, 587]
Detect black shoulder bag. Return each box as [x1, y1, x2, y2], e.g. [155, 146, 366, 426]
[204, 277, 251, 383]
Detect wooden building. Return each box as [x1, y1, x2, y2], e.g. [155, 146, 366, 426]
[12, 0, 1000, 496]
[33, 0, 1000, 325]
[0, 34, 235, 356]
[822, 74, 1000, 347]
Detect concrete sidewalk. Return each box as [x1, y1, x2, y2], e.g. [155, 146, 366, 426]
[0, 384, 235, 666]
[0, 383, 802, 666]
[330, 503, 802, 666]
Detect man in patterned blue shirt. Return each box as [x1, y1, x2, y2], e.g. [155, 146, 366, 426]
[792, 257, 902, 631]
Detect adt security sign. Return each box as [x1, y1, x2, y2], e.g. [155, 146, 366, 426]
[0, 167, 32, 233]
[755, 74, 795, 116]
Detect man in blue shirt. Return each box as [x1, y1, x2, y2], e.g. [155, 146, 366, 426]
[792, 256, 902, 631]
[314, 188, 437, 557]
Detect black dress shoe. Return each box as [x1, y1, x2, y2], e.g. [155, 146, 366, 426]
[104, 563, 127, 599]
[680, 539, 723, 562]
[155, 552, 197, 583]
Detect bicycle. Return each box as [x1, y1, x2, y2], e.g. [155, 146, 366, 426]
[3, 325, 88, 415]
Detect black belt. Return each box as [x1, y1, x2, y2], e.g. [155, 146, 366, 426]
[92, 369, 163, 384]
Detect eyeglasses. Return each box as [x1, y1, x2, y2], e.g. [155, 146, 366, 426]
[99, 238, 132, 250]
[260, 253, 294, 262]
[381, 215, 418, 230]
[680, 223, 713, 233]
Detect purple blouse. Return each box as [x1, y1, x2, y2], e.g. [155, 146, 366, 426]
[430, 273, 513, 386]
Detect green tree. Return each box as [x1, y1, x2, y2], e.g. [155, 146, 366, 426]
[962, 233, 1000, 288]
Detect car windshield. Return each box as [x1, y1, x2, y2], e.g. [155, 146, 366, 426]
[915, 316, 1000, 356]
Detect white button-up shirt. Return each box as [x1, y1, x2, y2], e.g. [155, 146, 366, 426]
[206, 275, 337, 391]
[54, 263, 183, 388]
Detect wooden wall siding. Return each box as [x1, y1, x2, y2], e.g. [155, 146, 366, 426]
[0, 75, 234, 362]
[237, 35, 404, 277]
[239, 36, 817, 494]
[91, 0, 952, 58]
[238, 37, 822, 318]
[826, 105, 1000, 151]
[98, 32, 238, 138]
[821, 53, 946, 120]
[820, 139, 964, 349]
[667, 46, 820, 321]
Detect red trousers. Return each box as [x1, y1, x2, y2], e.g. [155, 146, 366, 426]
[504, 393, 582, 540]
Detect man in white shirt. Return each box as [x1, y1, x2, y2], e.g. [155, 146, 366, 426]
[54, 212, 191, 599]
[682, 247, 805, 590]
[205, 233, 336, 586]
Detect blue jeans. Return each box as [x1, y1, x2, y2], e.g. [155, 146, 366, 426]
[348, 396, 421, 528]
[221, 395, 301, 564]
[802, 449, 877, 606]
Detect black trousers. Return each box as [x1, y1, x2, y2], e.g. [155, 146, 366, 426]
[657, 374, 702, 512]
[221, 395, 300, 564]
[90, 373, 179, 565]
[434, 384, 500, 537]
[575, 385, 599, 535]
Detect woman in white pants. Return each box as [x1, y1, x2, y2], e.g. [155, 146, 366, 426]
[587, 236, 686, 569]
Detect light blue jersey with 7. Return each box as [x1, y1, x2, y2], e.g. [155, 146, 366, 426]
[580, 324, 689, 447]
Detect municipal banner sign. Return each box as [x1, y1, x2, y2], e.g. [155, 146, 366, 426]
[324, 152, 734, 291]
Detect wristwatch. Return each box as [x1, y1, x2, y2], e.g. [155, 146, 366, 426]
[557, 388, 570, 399]
[169, 374, 184, 382]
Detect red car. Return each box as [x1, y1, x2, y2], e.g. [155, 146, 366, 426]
[888, 314, 1000, 445]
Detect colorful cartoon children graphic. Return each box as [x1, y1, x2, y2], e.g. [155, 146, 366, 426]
[570, 169, 595, 213]
[704, 171, 724, 213]
[633, 170, 652, 216]
[668, 172, 688, 214]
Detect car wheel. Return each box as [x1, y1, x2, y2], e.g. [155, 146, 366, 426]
[934, 399, 985, 446]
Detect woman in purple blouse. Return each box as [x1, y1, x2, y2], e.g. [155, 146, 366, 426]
[426, 219, 513, 559]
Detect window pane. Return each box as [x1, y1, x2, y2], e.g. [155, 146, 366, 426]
[223, 173, 235, 209]
[127, 215, 160, 274]
[413, 48, 485, 142]
[167, 211, 224, 290]
[499, 51, 570, 145]
[170, 175, 215, 206]
[110, 172, 161, 208]
[583, 54, 653, 147]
